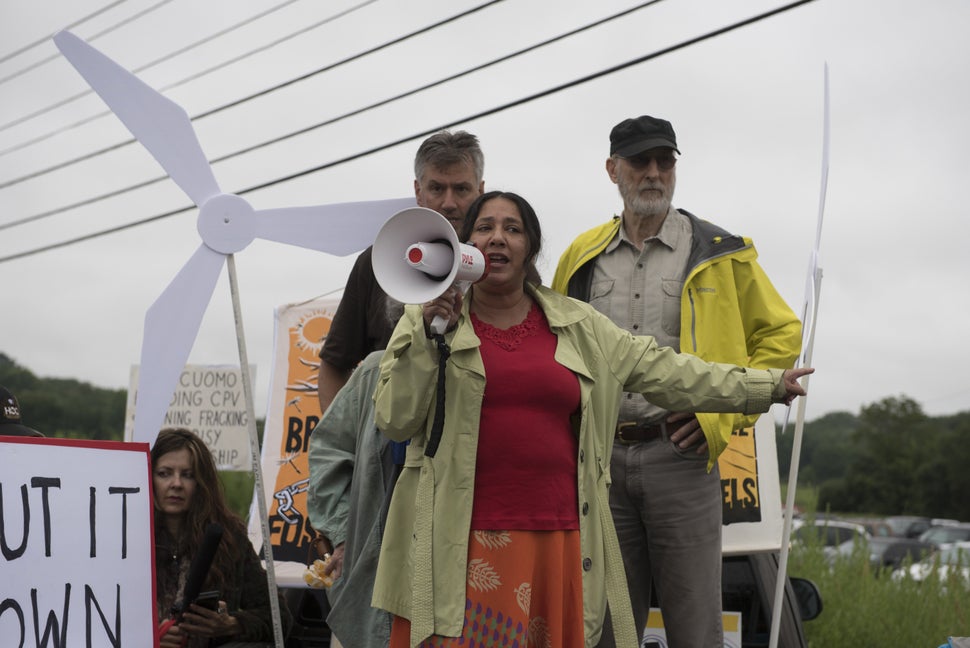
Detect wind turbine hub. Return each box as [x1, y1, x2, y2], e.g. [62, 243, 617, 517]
[198, 193, 256, 254]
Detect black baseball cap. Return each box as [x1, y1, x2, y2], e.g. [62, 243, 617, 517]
[609, 115, 680, 157]
[0, 385, 44, 437]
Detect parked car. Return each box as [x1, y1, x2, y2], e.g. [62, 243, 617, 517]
[791, 518, 871, 560]
[892, 541, 970, 585]
[884, 515, 933, 539]
[918, 523, 970, 549]
[832, 534, 934, 570]
[845, 516, 892, 538]
[721, 552, 822, 648]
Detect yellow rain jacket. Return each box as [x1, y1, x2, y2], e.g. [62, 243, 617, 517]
[551, 212, 802, 469]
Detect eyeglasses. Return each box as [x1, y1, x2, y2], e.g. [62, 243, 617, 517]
[621, 151, 677, 171]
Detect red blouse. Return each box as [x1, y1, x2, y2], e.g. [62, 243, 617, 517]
[469, 302, 581, 530]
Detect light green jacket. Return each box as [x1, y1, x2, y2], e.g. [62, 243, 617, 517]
[552, 214, 802, 468]
[372, 284, 788, 647]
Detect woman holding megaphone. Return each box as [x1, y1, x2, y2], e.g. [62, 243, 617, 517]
[371, 191, 812, 648]
[152, 428, 291, 647]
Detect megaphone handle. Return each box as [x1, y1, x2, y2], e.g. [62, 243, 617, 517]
[430, 314, 448, 335]
[428, 279, 474, 335]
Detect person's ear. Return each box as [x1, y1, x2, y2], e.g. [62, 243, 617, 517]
[605, 157, 618, 184]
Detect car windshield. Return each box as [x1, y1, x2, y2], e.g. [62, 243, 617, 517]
[921, 526, 970, 544]
[885, 516, 926, 536]
[794, 522, 865, 547]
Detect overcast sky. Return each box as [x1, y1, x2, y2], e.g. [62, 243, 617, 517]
[1, 0, 968, 425]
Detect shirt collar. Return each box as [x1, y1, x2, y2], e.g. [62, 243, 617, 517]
[607, 205, 684, 253]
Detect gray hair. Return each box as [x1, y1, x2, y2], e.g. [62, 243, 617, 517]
[414, 130, 484, 184]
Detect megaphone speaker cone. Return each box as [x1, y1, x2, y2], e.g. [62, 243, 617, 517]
[373, 207, 463, 304]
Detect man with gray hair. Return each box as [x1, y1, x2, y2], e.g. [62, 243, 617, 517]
[315, 130, 485, 413]
[308, 130, 484, 648]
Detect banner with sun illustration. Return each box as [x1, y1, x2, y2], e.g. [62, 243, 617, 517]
[248, 295, 340, 584]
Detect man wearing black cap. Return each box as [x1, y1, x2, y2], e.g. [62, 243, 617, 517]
[0, 385, 45, 437]
[552, 115, 801, 646]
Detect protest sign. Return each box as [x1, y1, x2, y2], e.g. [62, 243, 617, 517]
[248, 295, 339, 585]
[720, 420, 766, 526]
[722, 415, 784, 554]
[0, 436, 155, 647]
[125, 364, 255, 470]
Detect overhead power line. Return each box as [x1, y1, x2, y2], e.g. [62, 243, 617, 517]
[0, 0, 666, 232]
[0, 0, 126, 66]
[0, 0, 818, 265]
[0, 0, 483, 157]
[0, 0, 178, 88]
[0, 0, 347, 136]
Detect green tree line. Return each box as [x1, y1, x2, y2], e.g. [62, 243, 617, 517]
[1, 352, 127, 440]
[775, 395, 970, 520]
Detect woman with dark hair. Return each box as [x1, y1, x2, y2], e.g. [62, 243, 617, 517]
[371, 191, 812, 647]
[153, 427, 289, 647]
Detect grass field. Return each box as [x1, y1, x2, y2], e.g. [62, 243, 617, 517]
[789, 524, 969, 645]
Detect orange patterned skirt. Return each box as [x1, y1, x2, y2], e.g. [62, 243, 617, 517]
[389, 529, 585, 648]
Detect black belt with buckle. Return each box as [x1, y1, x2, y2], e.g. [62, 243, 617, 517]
[615, 421, 664, 444]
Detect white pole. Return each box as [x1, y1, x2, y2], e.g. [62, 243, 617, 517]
[768, 63, 829, 648]
[768, 292, 820, 647]
[227, 254, 286, 648]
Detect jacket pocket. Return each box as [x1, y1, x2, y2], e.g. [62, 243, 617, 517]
[666, 437, 708, 462]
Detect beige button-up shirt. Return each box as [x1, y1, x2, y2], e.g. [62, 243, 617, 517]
[590, 206, 693, 424]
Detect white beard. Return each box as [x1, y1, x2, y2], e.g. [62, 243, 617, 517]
[617, 177, 675, 219]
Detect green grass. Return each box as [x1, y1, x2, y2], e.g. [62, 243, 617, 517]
[789, 526, 970, 645]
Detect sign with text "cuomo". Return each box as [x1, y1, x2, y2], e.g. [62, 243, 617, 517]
[125, 364, 255, 470]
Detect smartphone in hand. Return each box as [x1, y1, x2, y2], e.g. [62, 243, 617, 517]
[193, 590, 221, 611]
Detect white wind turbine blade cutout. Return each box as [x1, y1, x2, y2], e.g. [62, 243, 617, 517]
[52, 30, 415, 447]
[54, 30, 415, 648]
[135, 244, 225, 445]
[254, 198, 419, 254]
[52, 31, 220, 207]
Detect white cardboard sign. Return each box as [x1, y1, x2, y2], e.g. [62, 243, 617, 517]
[0, 437, 156, 647]
[125, 364, 254, 470]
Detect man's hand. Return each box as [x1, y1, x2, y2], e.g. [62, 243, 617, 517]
[324, 543, 346, 580]
[666, 411, 708, 456]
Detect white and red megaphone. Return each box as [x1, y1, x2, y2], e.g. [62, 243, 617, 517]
[373, 207, 489, 334]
